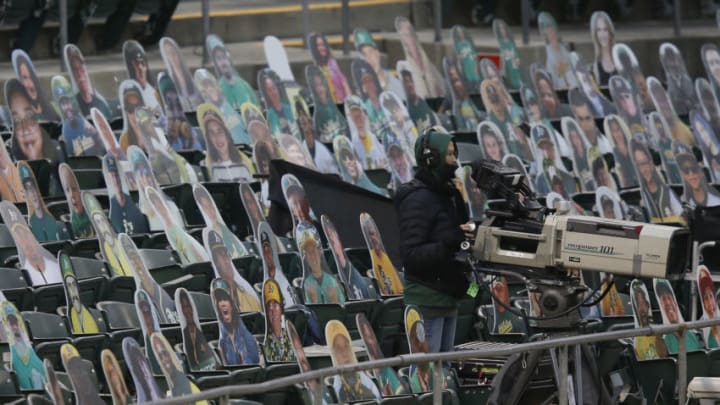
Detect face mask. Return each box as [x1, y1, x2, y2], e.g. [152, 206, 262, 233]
[436, 161, 458, 182]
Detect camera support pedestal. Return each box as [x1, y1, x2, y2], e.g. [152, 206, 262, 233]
[485, 276, 604, 405]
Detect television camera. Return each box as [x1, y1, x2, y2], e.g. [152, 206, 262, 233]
[463, 159, 690, 329]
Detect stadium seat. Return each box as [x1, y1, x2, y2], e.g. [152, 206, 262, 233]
[69, 256, 111, 304]
[0, 267, 34, 310]
[96, 301, 141, 330]
[32, 281, 67, 314]
[371, 296, 407, 357]
[632, 356, 677, 403]
[21, 311, 72, 365]
[189, 291, 216, 321]
[233, 255, 263, 285]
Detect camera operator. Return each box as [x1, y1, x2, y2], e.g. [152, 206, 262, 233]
[394, 131, 474, 354]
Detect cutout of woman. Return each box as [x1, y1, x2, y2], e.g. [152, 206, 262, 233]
[575, 64, 616, 117]
[59, 163, 94, 238]
[0, 137, 22, 202]
[674, 141, 720, 207]
[92, 108, 136, 190]
[395, 17, 445, 98]
[198, 104, 254, 182]
[561, 117, 595, 191]
[175, 288, 219, 371]
[630, 137, 683, 223]
[308, 31, 352, 103]
[160, 37, 203, 111]
[84, 193, 131, 277]
[257, 68, 296, 138]
[690, 111, 720, 181]
[602, 114, 639, 188]
[12, 50, 59, 121]
[696, 77, 720, 137]
[306, 64, 350, 142]
[531, 66, 571, 120]
[476, 121, 508, 162]
[6, 78, 58, 162]
[294, 96, 338, 174]
[538, 12, 576, 89]
[492, 19, 524, 89]
[590, 11, 617, 85]
[647, 76, 695, 147]
[701, 43, 720, 106]
[444, 57, 483, 130]
[659, 42, 697, 114]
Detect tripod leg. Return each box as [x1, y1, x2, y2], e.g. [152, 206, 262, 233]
[486, 350, 544, 405]
[575, 345, 583, 404]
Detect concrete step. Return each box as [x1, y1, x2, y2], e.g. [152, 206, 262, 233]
[0, 18, 717, 105]
[0, 0, 425, 61]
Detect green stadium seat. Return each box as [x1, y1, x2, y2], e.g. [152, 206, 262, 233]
[189, 291, 216, 321]
[632, 357, 677, 404]
[0, 267, 34, 310]
[65, 156, 102, 171]
[371, 296, 406, 357]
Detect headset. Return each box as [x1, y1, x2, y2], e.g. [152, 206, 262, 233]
[420, 127, 441, 168]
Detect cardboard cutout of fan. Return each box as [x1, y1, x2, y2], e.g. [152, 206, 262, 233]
[0, 200, 61, 285]
[203, 228, 262, 313]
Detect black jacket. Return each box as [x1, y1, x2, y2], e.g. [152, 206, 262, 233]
[394, 169, 470, 297]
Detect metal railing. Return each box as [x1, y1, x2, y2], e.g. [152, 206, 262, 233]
[139, 317, 720, 405]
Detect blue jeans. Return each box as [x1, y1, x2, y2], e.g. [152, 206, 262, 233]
[424, 314, 457, 354]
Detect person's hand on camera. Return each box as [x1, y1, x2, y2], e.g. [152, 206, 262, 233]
[460, 222, 476, 239]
